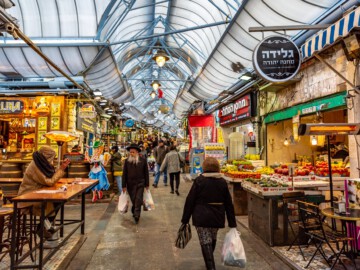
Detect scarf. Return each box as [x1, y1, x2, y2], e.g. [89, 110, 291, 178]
[33, 151, 56, 178]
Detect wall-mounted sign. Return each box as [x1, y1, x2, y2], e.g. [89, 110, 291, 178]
[219, 94, 254, 125]
[33, 96, 51, 116]
[253, 36, 301, 83]
[77, 117, 96, 134]
[125, 119, 134, 128]
[0, 100, 24, 114]
[79, 104, 97, 119]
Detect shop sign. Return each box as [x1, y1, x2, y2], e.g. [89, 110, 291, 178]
[77, 117, 96, 134]
[125, 119, 134, 128]
[79, 104, 97, 119]
[253, 36, 301, 82]
[0, 100, 24, 114]
[219, 94, 252, 125]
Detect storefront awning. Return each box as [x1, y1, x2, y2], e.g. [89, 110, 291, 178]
[301, 6, 360, 59]
[264, 91, 347, 124]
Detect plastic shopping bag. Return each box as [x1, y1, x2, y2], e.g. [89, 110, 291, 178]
[143, 190, 155, 211]
[118, 191, 129, 214]
[221, 228, 246, 268]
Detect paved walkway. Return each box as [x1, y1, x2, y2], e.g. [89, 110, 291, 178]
[65, 176, 291, 270]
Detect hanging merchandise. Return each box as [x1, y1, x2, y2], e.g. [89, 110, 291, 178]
[158, 88, 163, 99]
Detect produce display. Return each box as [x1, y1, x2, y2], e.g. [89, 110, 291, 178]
[272, 161, 350, 177]
[244, 154, 261, 160]
[255, 166, 275, 175]
[224, 171, 261, 179]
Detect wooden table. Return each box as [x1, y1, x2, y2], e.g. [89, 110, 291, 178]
[10, 179, 98, 270]
[321, 207, 360, 256]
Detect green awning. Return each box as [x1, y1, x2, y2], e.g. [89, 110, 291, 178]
[264, 91, 347, 124]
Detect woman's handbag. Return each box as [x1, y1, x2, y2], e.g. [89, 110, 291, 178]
[175, 223, 192, 249]
[177, 153, 185, 168]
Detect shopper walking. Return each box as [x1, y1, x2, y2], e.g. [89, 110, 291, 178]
[122, 143, 150, 224]
[153, 140, 169, 187]
[110, 145, 123, 195]
[160, 145, 184, 195]
[181, 157, 237, 270]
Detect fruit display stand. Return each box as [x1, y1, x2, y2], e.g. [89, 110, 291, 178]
[223, 175, 247, 216]
[204, 143, 226, 165]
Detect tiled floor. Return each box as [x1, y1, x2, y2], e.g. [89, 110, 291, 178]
[273, 244, 359, 270]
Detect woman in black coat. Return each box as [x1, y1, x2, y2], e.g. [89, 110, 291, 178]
[181, 157, 237, 270]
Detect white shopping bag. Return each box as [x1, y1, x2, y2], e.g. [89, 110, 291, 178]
[143, 190, 155, 210]
[221, 228, 246, 268]
[118, 191, 129, 214]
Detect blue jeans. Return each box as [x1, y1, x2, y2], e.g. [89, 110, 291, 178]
[115, 176, 122, 195]
[154, 164, 167, 185]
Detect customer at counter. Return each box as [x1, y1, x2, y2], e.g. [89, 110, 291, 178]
[18, 146, 71, 236]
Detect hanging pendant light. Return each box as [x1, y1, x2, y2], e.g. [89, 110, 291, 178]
[311, 136, 318, 146]
[151, 80, 161, 91]
[284, 138, 289, 146]
[150, 90, 156, 99]
[152, 49, 169, 67]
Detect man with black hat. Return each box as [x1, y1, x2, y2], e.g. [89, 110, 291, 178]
[153, 140, 169, 187]
[122, 143, 149, 224]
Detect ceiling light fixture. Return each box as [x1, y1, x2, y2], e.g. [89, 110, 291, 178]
[240, 72, 253, 81]
[284, 138, 289, 146]
[311, 136, 318, 146]
[151, 80, 161, 91]
[150, 90, 156, 99]
[152, 49, 169, 67]
[93, 89, 102, 96]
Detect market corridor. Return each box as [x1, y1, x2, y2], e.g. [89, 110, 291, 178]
[65, 176, 290, 270]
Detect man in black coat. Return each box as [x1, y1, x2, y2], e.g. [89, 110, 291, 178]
[122, 143, 149, 224]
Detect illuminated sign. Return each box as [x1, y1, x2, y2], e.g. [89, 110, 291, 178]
[79, 104, 97, 119]
[0, 100, 24, 114]
[219, 94, 254, 125]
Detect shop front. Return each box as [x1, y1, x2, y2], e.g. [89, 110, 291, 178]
[264, 91, 348, 167]
[218, 93, 258, 161]
[0, 96, 66, 176]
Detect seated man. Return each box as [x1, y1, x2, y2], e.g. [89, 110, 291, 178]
[18, 146, 70, 237]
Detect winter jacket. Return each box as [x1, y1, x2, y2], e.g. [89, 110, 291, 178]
[181, 173, 237, 228]
[110, 152, 122, 172]
[154, 145, 169, 165]
[122, 156, 149, 188]
[160, 150, 184, 174]
[18, 160, 66, 216]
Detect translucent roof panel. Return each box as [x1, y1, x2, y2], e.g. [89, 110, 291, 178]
[0, 0, 347, 130]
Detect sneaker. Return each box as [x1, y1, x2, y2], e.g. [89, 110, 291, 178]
[152, 184, 158, 188]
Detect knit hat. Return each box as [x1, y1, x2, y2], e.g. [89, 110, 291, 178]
[202, 157, 220, 173]
[38, 146, 56, 163]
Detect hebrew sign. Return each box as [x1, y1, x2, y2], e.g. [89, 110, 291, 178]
[253, 36, 301, 82]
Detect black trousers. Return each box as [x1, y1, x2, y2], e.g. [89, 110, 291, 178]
[169, 172, 180, 191]
[128, 183, 145, 218]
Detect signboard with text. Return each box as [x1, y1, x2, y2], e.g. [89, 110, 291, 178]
[77, 116, 96, 134]
[219, 94, 253, 125]
[0, 100, 24, 114]
[253, 36, 301, 82]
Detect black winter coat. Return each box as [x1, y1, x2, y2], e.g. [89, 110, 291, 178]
[181, 173, 237, 228]
[122, 156, 149, 188]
